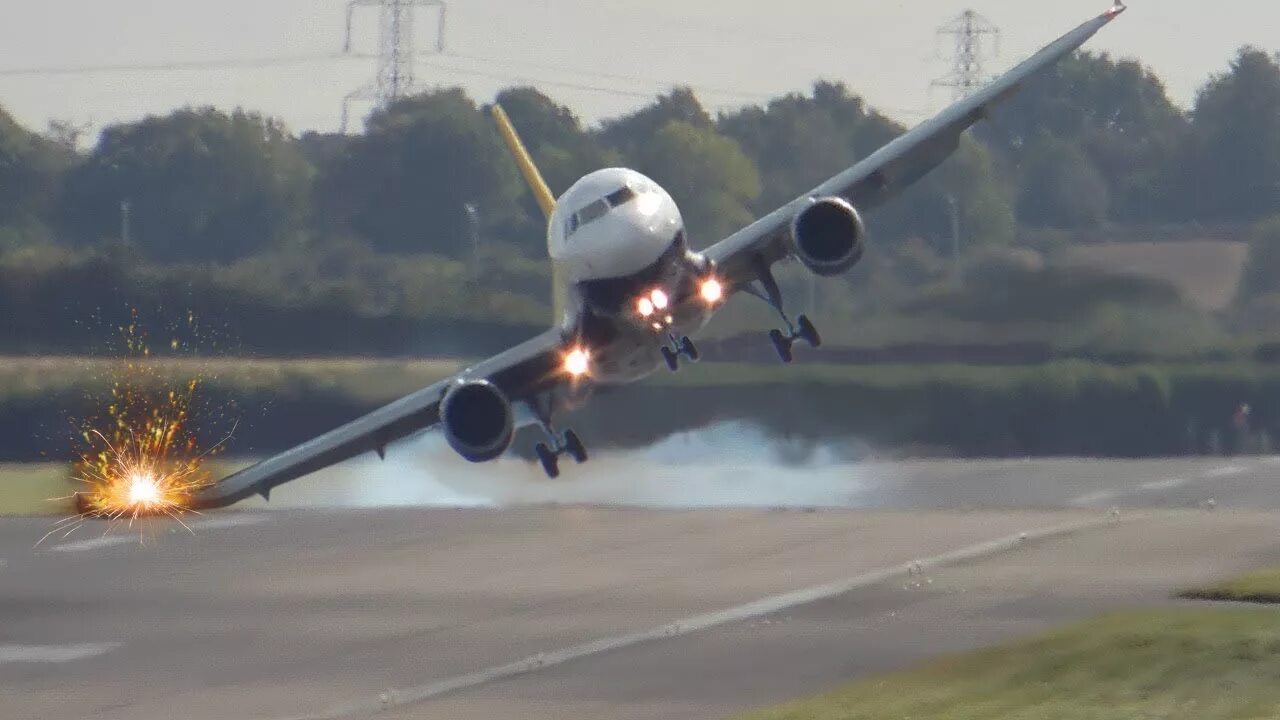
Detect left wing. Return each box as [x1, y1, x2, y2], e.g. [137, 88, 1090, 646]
[705, 4, 1125, 290]
[191, 329, 566, 509]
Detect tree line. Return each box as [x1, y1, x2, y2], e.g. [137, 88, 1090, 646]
[4, 46, 1280, 354]
[4, 47, 1280, 261]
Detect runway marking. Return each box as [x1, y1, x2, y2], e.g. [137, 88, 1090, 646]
[47, 515, 265, 553]
[1068, 490, 1118, 507]
[288, 514, 1132, 720]
[0, 643, 121, 664]
[49, 535, 133, 553]
[1140, 477, 1188, 491]
[1204, 465, 1247, 479]
[188, 514, 266, 531]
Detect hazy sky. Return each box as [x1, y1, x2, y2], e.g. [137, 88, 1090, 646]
[0, 1, 1274, 139]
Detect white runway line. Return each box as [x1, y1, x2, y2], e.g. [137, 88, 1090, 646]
[287, 514, 1135, 720]
[1140, 478, 1188, 491]
[1204, 465, 1247, 478]
[49, 535, 134, 553]
[47, 514, 265, 553]
[188, 514, 265, 531]
[0, 643, 121, 664]
[1068, 490, 1119, 507]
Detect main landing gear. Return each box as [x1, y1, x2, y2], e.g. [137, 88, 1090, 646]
[531, 400, 588, 479]
[750, 257, 822, 363]
[659, 334, 699, 372]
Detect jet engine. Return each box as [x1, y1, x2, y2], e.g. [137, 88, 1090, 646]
[440, 380, 515, 463]
[790, 196, 867, 276]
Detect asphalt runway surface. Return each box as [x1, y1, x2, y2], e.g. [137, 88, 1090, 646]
[4, 453, 1280, 720]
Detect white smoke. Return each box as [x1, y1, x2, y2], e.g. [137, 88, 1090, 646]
[259, 421, 885, 510]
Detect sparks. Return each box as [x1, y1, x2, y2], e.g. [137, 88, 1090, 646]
[44, 313, 236, 543]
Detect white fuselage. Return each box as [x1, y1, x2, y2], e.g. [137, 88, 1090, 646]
[546, 168, 719, 384]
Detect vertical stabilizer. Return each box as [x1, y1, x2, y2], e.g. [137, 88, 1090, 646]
[491, 105, 569, 323]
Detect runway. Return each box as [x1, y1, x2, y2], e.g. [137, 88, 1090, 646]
[4, 455, 1280, 720]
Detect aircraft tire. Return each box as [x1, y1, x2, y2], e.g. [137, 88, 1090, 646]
[564, 429, 588, 464]
[535, 442, 560, 478]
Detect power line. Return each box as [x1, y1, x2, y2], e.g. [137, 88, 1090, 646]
[0, 52, 346, 77]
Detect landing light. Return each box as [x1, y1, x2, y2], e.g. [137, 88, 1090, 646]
[650, 289, 669, 311]
[563, 347, 591, 378]
[637, 297, 655, 317]
[700, 277, 724, 304]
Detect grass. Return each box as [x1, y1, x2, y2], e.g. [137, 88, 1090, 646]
[0, 463, 75, 516]
[1181, 569, 1280, 604]
[737, 608, 1280, 720]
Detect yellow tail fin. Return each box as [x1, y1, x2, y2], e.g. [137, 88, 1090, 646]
[490, 105, 570, 324]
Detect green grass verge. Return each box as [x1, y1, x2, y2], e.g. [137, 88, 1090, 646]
[1181, 569, 1280, 604]
[0, 463, 74, 516]
[737, 609, 1280, 720]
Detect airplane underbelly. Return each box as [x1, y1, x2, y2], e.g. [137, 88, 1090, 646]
[590, 324, 662, 384]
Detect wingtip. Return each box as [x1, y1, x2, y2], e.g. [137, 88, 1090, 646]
[1104, 1, 1127, 19]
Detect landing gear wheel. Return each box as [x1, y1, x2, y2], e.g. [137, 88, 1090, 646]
[535, 442, 560, 479]
[660, 345, 680, 372]
[563, 429, 588, 464]
[679, 336, 700, 362]
[796, 315, 822, 348]
[769, 329, 794, 363]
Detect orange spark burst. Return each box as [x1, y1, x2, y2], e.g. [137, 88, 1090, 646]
[44, 315, 236, 543]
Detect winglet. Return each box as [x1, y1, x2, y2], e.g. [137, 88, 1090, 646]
[1104, 1, 1126, 18]
[491, 104, 557, 221]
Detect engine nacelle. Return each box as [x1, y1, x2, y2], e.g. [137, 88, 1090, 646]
[440, 380, 515, 463]
[790, 196, 867, 277]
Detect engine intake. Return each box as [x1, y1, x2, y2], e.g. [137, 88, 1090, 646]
[440, 380, 515, 463]
[790, 197, 867, 277]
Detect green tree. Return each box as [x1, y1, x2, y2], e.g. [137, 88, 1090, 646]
[1015, 135, 1110, 229]
[597, 87, 713, 157]
[1238, 215, 1280, 303]
[720, 82, 1013, 252]
[0, 107, 71, 231]
[60, 108, 313, 263]
[719, 81, 896, 213]
[316, 88, 525, 256]
[1183, 48, 1280, 223]
[628, 120, 761, 242]
[983, 51, 1187, 223]
[489, 87, 615, 195]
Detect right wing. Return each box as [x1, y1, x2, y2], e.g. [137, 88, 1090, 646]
[705, 4, 1125, 290]
[191, 329, 568, 510]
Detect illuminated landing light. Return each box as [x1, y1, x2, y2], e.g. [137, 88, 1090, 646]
[700, 277, 724, 304]
[564, 347, 591, 378]
[651, 288, 669, 311]
[637, 297, 655, 317]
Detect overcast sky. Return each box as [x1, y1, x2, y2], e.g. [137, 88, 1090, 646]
[0, 1, 1272, 139]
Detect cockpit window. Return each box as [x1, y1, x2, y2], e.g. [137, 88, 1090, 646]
[606, 186, 636, 208]
[565, 186, 637, 238]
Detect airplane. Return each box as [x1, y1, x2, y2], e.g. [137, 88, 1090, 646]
[193, 4, 1125, 509]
